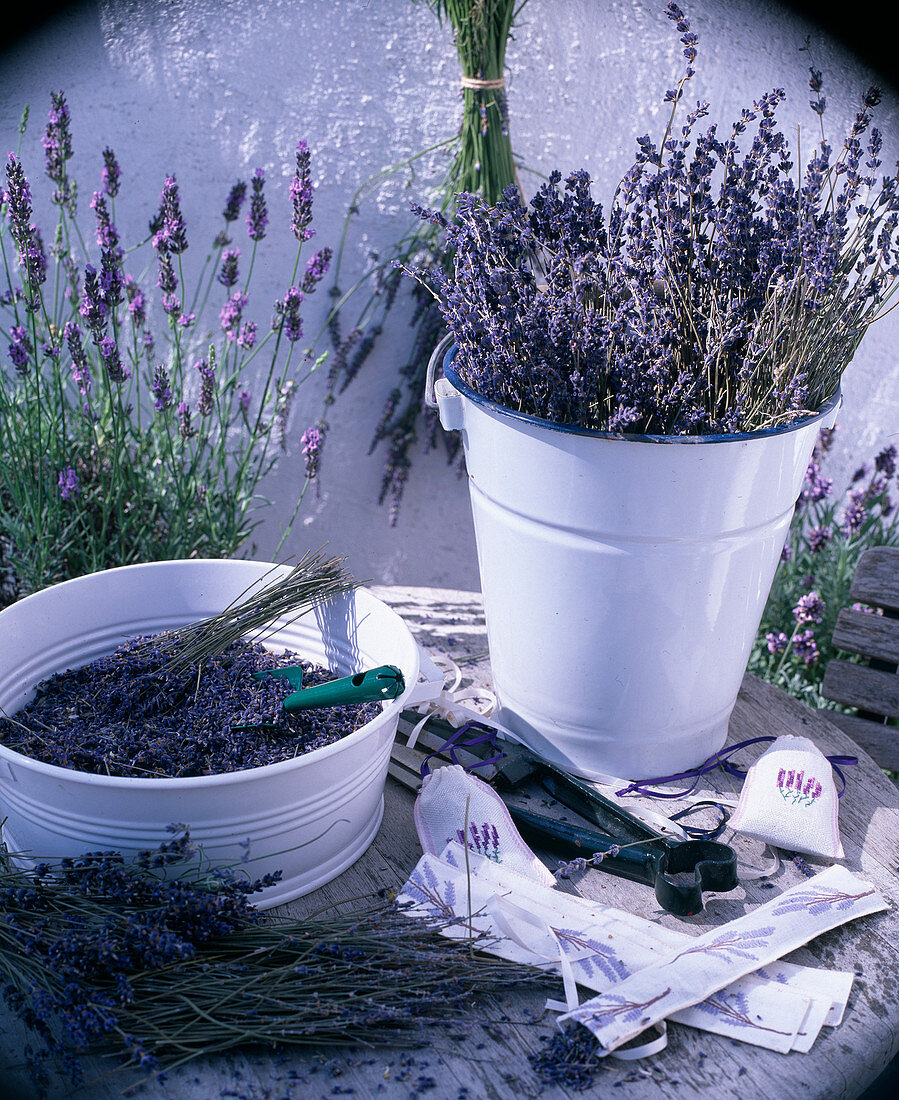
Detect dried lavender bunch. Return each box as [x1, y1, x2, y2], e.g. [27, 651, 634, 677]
[414, 3, 899, 436]
[0, 635, 377, 777]
[1, 96, 329, 603]
[147, 548, 356, 676]
[0, 833, 546, 1090]
[308, 0, 527, 523]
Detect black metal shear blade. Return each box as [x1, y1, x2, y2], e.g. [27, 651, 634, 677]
[456, 733, 739, 918]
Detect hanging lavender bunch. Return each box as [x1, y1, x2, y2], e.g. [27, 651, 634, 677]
[309, 0, 528, 524]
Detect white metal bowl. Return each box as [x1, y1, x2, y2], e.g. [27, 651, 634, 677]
[0, 559, 420, 908]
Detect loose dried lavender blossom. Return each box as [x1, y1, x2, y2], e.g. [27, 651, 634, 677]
[0, 637, 379, 777]
[414, 4, 899, 436]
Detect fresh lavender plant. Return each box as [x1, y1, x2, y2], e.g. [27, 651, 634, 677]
[750, 428, 899, 706]
[0, 96, 329, 606]
[411, 4, 898, 437]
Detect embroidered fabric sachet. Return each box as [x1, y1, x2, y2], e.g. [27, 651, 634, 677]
[398, 844, 860, 1054]
[728, 734, 845, 859]
[413, 763, 557, 887]
[560, 863, 885, 1055]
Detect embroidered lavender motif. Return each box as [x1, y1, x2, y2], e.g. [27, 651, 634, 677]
[777, 767, 823, 805]
[551, 928, 631, 984]
[404, 862, 459, 922]
[576, 988, 671, 1028]
[450, 821, 502, 863]
[772, 886, 875, 917]
[670, 926, 776, 965]
[695, 990, 792, 1036]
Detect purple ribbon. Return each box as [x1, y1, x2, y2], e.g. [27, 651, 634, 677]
[615, 736, 858, 800]
[418, 720, 504, 778]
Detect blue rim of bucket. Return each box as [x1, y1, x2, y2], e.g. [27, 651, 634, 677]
[442, 346, 841, 445]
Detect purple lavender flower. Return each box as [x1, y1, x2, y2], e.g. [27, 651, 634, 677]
[300, 246, 332, 293]
[157, 252, 177, 295]
[793, 591, 824, 624]
[274, 379, 296, 449]
[290, 140, 314, 243]
[238, 390, 252, 414]
[4, 153, 34, 249]
[274, 285, 303, 341]
[4, 155, 48, 306]
[79, 265, 109, 337]
[63, 321, 91, 397]
[90, 191, 120, 253]
[151, 364, 173, 411]
[196, 358, 215, 415]
[57, 466, 80, 500]
[152, 175, 188, 254]
[101, 147, 121, 198]
[177, 400, 195, 439]
[42, 91, 74, 207]
[792, 628, 819, 666]
[99, 335, 128, 383]
[7, 323, 31, 374]
[238, 321, 257, 348]
[807, 524, 832, 553]
[246, 168, 267, 241]
[222, 180, 247, 223]
[800, 460, 833, 503]
[841, 488, 867, 534]
[765, 631, 788, 654]
[125, 275, 146, 327]
[301, 423, 325, 481]
[217, 248, 240, 288]
[220, 291, 249, 341]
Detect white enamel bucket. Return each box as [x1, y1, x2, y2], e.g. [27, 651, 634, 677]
[0, 559, 420, 908]
[432, 347, 839, 781]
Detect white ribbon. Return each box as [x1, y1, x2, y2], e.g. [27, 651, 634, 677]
[482, 893, 669, 1057]
[404, 649, 518, 749]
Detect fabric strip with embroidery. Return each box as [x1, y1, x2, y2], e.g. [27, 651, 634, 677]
[560, 863, 886, 1055]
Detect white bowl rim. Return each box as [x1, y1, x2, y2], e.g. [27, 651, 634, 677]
[0, 558, 419, 789]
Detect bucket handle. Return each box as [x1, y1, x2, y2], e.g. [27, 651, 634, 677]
[424, 333, 455, 409]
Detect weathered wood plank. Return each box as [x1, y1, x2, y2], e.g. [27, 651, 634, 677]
[823, 711, 899, 772]
[849, 545, 899, 611]
[822, 658, 899, 718]
[832, 606, 899, 664]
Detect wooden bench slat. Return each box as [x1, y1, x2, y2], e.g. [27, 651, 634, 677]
[821, 711, 899, 772]
[822, 658, 899, 718]
[849, 545, 899, 611]
[831, 607, 899, 664]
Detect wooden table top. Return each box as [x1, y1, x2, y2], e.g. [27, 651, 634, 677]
[2, 585, 897, 1100]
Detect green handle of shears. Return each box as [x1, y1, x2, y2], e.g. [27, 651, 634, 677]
[282, 665, 405, 712]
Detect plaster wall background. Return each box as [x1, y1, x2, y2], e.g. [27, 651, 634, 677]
[2, 0, 897, 590]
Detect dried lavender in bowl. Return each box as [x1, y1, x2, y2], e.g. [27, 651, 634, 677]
[0, 550, 374, 777]
[0, 636, 379, 778]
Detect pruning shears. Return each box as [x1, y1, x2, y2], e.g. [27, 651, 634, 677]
[411, 720, 739, 917]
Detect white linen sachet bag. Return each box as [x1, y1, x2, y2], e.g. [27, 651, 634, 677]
[729, 734, 844, 859]
[413, 764, 557, 887]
